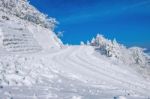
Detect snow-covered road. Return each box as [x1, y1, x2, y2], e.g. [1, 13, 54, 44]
[0, 46, 150, 99]
[49, 46, 150, 94]
[1, 0, 150, 98]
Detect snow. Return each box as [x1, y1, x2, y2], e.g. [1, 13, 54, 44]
[89, 34, 149, 65]
[0, 0, 57, 30]
[89, 34, 150, 80]
[0, 0, 150, 99]
[0, 46, 150, 99]
[0, 11, 62, 53]
[114, 96, 127, 99]
[72, 96, 82, 99]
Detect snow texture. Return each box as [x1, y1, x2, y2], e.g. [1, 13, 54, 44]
[0, 0, 57, 30]
[0, 0, 150, 99]
[0, 11, 62, 53]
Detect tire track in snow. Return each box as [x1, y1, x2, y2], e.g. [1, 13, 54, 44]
[50, 45, 150, 96]
[66, 46, 150, 91]
[75, 46, 150, 85]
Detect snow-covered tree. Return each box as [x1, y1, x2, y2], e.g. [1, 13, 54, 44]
[89, 34, 150, 66]
[80, 41, 85, 45]
[91, 34, 113, 57]
[129, 47, 147, 66]
[86, 40, 90, 45]
[56, 31, 63, 38]
[0, 0, 57, 30]
[91, 37, 96, 46]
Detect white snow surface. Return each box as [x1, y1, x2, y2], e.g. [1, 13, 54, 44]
[0, 45, 150, 99]
[0, 11, 62, 53]
[0, 1, 150, 99]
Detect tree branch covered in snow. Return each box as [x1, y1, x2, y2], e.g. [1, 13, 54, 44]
[90, 34, 150, 66]
[0, 0, 57, 30]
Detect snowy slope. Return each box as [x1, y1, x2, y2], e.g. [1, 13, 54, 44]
[0, 11, 62, 53]
[0, 0, 150, 99]
[0, 46, 150, 99]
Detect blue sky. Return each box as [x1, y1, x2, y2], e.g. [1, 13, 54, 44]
[29, 0, 150, 50]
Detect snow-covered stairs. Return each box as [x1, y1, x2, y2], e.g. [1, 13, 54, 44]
[2, 27, 42, 53]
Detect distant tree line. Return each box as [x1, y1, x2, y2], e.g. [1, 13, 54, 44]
[81, 34, 150, 66]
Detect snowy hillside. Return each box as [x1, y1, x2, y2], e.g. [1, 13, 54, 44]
[88, 34, 150, 80]
[1, 46, 150, 99]
[0, 11, 62, 52]
[0, 0, 57, 29]
[89, 34, 150, 65]
[0, 0, 150, 99]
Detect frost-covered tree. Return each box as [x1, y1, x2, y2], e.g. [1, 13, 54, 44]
[129, 47, 147, 66]
[92, 34, 113, 57]
[89, 34, 150, 66]
[91, 37, 96, 46]
[86, 40, 90, 45]
[80, 41, 85, 45]
[0, 0, 57, 30]
[56, 31, 63, 38]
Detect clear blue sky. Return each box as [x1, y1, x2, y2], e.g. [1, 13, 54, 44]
[29, 0, 150, 50]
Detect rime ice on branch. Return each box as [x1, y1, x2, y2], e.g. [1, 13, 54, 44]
[0, 0, 57, 30]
